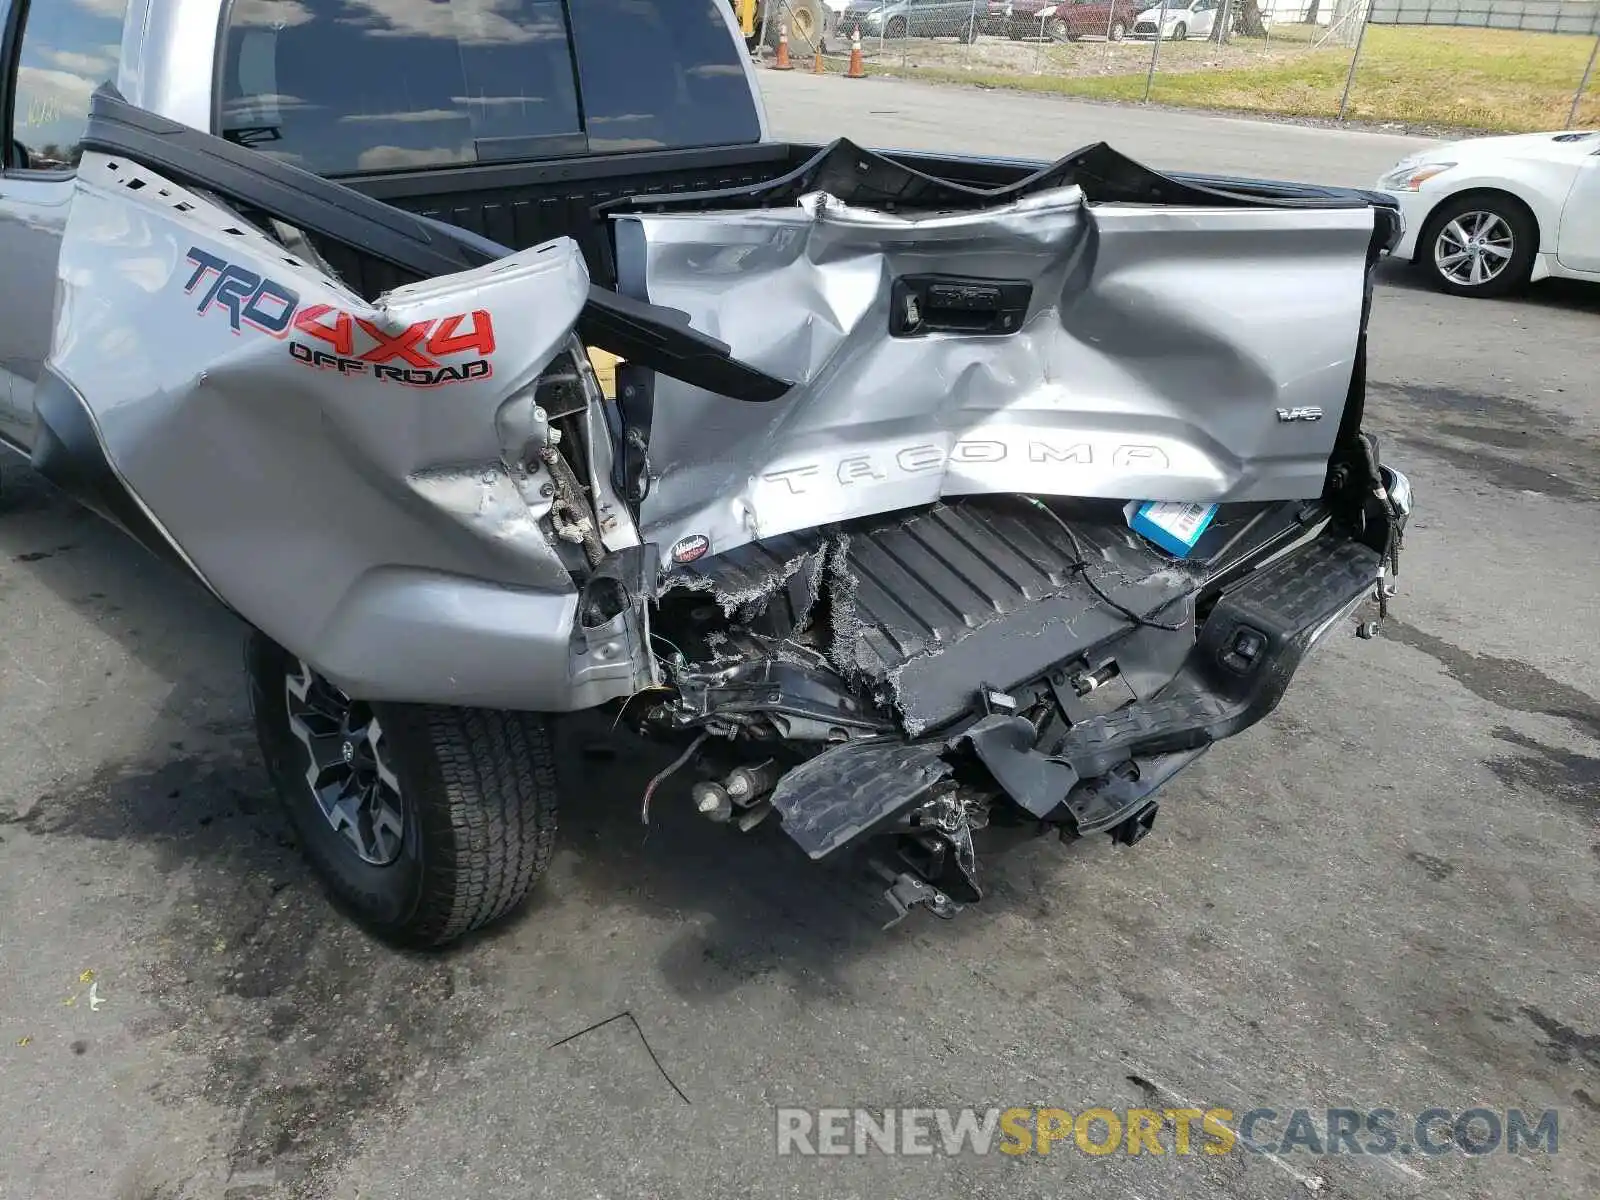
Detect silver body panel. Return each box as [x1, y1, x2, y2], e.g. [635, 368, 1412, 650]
[626, 191, 1375, 561]
[48, 155, 650, 709]
[0, 173, 71, 446]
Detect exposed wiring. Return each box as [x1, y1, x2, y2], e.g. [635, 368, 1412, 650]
[1355, 435, 1403, 630]
[1373, 483, 1403, 626]
[649, 632, 689, 665]
[611, 683, 674, 731]
[640, 731, 710, 825]
[1021, 496, 1190, 633]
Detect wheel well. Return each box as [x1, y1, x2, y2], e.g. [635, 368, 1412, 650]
[1418, 187, 1542, 254]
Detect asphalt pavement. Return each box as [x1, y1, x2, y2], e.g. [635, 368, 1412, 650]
[758, 69, 1441, 186]
[2, 76, 1597, 1200]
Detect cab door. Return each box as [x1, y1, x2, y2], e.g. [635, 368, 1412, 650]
[0, 0, 129, 450]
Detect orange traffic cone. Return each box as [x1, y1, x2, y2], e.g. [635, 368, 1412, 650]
[846, 26, 866, 78]
[813, 45, 825, 74]
[773, 21, 794, 70]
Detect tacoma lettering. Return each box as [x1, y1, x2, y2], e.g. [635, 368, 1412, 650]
[758, 440, 1176, 495]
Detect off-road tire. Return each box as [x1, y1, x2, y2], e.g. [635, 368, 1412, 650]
[247, 631, 559, 947]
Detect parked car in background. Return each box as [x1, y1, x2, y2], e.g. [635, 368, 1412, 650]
[1133, 0, 1219, 39]
[983, 0, 1140, 40]
[1375, 130, 1600, 297]
[842, 0, 981, 39]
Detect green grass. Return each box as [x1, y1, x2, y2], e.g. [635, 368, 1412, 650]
[878, 26, 1600, 132]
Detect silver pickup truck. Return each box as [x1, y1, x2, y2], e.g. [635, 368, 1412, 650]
[0, 0, 1411, 945]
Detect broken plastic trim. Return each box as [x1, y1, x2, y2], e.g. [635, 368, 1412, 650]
[762, 520, 1382, 862]
[598, 136, 1405, 219]
[78, 87, 793, 405]
[577, 287, 789, 403]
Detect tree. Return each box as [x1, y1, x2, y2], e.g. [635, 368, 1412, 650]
[1214, 0, 1269, 39]
[1236, 0, 1269, 35]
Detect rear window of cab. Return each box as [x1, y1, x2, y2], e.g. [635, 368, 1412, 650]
[216, 0, 761, 175]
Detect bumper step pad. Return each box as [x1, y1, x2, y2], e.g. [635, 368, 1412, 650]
[767, 739, 952, 860]
[767, 528, 1381, 860]
[1049, 533, 1382, 779]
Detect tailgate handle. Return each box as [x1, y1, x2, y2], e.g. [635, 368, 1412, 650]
[890, 275, 1032, 338]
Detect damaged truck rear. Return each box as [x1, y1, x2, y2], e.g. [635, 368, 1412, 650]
[0, 0, 1411, 944]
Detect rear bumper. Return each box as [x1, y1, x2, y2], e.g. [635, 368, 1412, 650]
[769, 471, 1412, 859]
[970, 523, 1389, 835]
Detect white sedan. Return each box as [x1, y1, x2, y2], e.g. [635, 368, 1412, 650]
[1132, 0, 1219, 40]
[1376, 129, 1600, 297]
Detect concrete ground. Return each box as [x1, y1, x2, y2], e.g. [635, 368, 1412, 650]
[2, 75, 1597, 1200]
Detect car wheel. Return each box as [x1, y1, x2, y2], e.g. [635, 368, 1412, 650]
[1172, 20, 1188, 38]
[886, 15, 907, 37]
[1416, 193, 1537, 298]
[1046, 15, 1071, 39]
[246, 631, 558, 947]
[1109, 19, 1127, 39]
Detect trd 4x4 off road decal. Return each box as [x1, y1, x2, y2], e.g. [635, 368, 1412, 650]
[289, 305, 495, 387]
[182, 246, 495, 387]
[183, 247, 298, 336]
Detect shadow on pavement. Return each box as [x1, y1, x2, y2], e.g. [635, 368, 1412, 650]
[0, 459, 1089, 1194]
[539, 707, 1089, 1004]
[1374, 257, 1600, 314]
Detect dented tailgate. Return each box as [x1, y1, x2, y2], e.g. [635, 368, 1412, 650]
[617, 186, 1378, 564]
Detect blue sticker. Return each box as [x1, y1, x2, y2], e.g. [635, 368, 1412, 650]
[1124, 500, 1219, 559]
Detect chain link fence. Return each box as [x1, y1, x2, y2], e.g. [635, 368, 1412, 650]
[743, 0, 1599, 131]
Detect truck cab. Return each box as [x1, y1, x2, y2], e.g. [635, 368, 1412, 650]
[0, 0, 768, 444]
